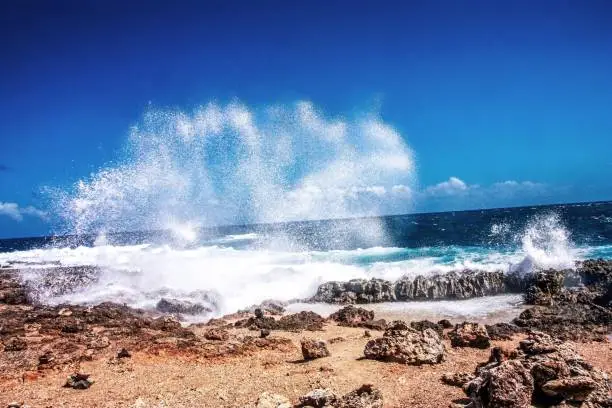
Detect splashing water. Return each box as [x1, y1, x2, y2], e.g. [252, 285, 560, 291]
[511, 212, 577, 273]
[51, 101, 417, 247]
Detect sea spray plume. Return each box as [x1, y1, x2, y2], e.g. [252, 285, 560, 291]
[511, 212, 577, 273]
[51, 101, 417, 247]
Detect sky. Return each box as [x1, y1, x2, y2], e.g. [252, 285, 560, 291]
[1, 0, 611, 238]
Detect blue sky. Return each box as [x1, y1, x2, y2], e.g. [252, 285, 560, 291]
[1, 0, 611, 238]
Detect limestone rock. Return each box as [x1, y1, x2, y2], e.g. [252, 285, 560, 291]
[364, 327, 444, 365]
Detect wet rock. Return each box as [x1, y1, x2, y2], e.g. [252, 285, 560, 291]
[524, 270, 565, 305]
[465, 360, 534, 408]
[441, 372, 475, 388]
[337, 384, 383, 408]
[156, 298, 211, 315]
[364, 327, 444, 365]
[449, 322, 490, 349]
[311, 270, 511, 303]
[297, 388, 338, 407]
[301, 338, 330, 360]
[204, 328, 229, 341]
[485, 323, 523, 340]
[3, 336, 27, 351]
[255, 392, 291, 408]
[24, 266, 101, 301]
[64, 373, 94, 390]
[117, 348, 131, 358]
[438, 319, 453, 329]
[410, 320, 444, 337]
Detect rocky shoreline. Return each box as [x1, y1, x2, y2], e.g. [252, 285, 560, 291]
[0, 260, 610, 407]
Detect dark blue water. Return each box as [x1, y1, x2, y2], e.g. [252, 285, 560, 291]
[1, 201, 611, 254]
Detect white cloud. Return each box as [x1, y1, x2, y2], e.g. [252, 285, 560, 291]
[425, 177, 470, 196]
[0, 202, 47, 222]
[391, 184, 412, 196]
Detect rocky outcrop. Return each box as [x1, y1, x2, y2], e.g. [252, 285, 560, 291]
[485, 323, 524, 340]
[523, 270, 565, 306]
[328, 305, 386, 330]
[156, 298, 211, 315]
[449, 322, 491, 349]
[301, 338, 330, 360]
[364, 323, 445, 365]
[235, 311, 326, 332]
[310, 270, 513, 303]
[463, 331, 611, 407]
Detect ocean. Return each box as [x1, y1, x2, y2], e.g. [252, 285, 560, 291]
[1, 201, 611, 319]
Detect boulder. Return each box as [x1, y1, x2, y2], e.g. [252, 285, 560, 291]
[364, 327, 444, 365]
[156, 298, 211, 315]
[301, 339, 330, 360]
[297, 388, 337, 407]
[541, 376, 598, 402]
[204, 328, 229, 341]
[524, 270, 565, 305]
[329, 305, 374, 326]
[64, 373, 94, 390]
[337, 384, 383, 408]
[410, 320, 444, 337]
[465, 360, 534, 408]
[438, 319, 453, 329]
[485, 323, 523, 340]
[450, 322, 491, 349]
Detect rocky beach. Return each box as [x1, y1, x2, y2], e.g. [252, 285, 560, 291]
[0, 260, 610, 408]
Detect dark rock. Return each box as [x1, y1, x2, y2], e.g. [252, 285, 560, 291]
[410, 320, 444, 337]
[364, 330, 371, 338]
[277, 311, 325, 331]
[449, 322, 491, 349]
[242, 300, 287, 316]
[204, 328, 229, 341]
[156, 298, 210, 315]
[441, 372, 475, 388]
[463, 331, 611, 408]
[364, 327, 444, 365]
[300, 338, 330, 360]
[485, 323, 523, 340]
[254, 308, 264, 319]
[465, 360, 534, 408]
[297, 388, 337, 407]
[117, 348, 131, 358]
[524, 270, 565, 305]
[438, 319, 453, 329]
[64, 373, 94, 390]
[329, 305, 374, 326]
[337, 384, 383, 408]
[311, 270, 513, 304]
[260, 329, 270, 338]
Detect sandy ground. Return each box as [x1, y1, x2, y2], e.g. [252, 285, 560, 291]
[1, 321, 610, 408]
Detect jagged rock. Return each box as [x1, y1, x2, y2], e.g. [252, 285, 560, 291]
[524, 270, 565, 305]
[466, 360, 534, 408]
[254, 308, 264, 319]
[156, 298, 210, 315]
[117, 348, 131, 358]
[364, 327, 444, 365]
[150, 315, 182, 331]
[241, 300, 287, 316]
[450, 322, 490, 349]
[64, 373, 94, 390]
[337, 384, 383, 408]
[204, 328, 229, 341]
[463, 332, 611, 408]
[235, 311, 325, 332]
[541, 376, 598, 402]
[256, 392, 291, 408]
[485, 323, 523, 340]
[410, 320, 444, 337]
[329, 305, 375, 325]
[438, 319, 453, 329]
[301, 339, 330, 360]
[311, 270, 512, 303]
[297, 388, 337, 407]
[441, 372, 475, 388]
